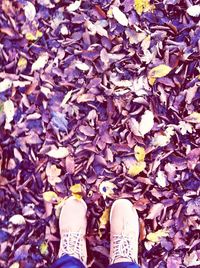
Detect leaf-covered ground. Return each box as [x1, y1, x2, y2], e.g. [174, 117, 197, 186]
[0, 0, 200, 267]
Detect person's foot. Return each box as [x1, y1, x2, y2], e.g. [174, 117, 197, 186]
[110, 199, 139, 264]
[58, 196, 87, 266]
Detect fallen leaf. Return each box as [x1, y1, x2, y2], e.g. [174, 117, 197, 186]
[0, 79, 12, 93]
[39, 241, 49, 256]
[147, 229, 169, 243]
[75, 61, 90, 71]
[187, 5, 200, 17]
[70, 184, 83, 200]
[67, 0, 82, 12]
[17, 57, 27, 71]
[147, 203, 164, 219]
[46, 147, 69, 158]
[4, 99, 15, 129]
[148, 64, 172, 85]
[155, 171, 167, 187]
[128, 161, 146, 176]
[31, 52, 49, 73]
[134, 0, 154, 15]
[134, 145, 145, 162]
[9, 263, 20, 268]
[112, 6, 128, 27]
[99, 181, 117, 199]
[184, 112, 200, 124]
[139, 110, 154, 136]
[24, 1, 36, 21]
[25, 30, 43, 41]
[99, 208, 110, 237]
[184, 251, 200, 266]
[43, 191, 59, 203]
[9, 214, 26, 225]
[46, 163, 62, 186]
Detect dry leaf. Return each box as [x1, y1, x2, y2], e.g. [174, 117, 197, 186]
[147, 203, 164, 219]
[39, 241, 49, 256]
[31, 52, 49, 73]
[184, 112, 200, 124]
[187, 5, 200, 17]
[147, 229, 169, 243]
[134, 145, 145, 162]
[43, 191, 59, 203]
[9, 263, 20, 268]
[70, 184, 82, 200]
[134, 0, 154, 15]
[4, 99, 15, 130]
[75, 61, 90, 71]
[128, 161, 146, 176]
[9, 214, 26, 225]
[139, 110, 154, 136]
[67, 0, 82, 12]
[155, 171, 167, 187]
[25, 30, 43, 41]
[46, 147, 69, 158]
[24, 1, 36, 21]
[99, 181, 117, 199]
[18, 57, 27, 71]
[148, 64, 172, 85]
[46, 163, 62, 186]
[0, 79, 12, 93]
[112, 6, 128, 27]
[99, 208, 110, 237]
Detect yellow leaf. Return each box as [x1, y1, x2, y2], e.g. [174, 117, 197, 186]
[134, 0, 155, 15]
[148, 64, 172, 85]
[147, 229, 169, 243]
[43, 191, 58, 202]
[98, 207, 110, 237]
[18, 57, 27, 70]
[134, 145, 145, 162]
[184, 112, 200, 124]
[39, 241, 49, 256]
[70, 184, 83, 200]
[128, 161, 146, 176]
[25, 30, 43, 41]
[99, 181, 117, 199]
[99, 208, 110, 227]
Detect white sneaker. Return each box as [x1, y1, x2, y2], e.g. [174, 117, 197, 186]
[58, 196, 87, 266]
[110, 199, 139, 264]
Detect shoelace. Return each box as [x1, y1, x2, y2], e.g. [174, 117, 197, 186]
[59, 231, 85, 263]
[110, 233, 136, 264]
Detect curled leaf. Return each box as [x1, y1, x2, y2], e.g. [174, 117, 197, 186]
[147, 229, 169, 243]
[128, 161, 146, 176]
